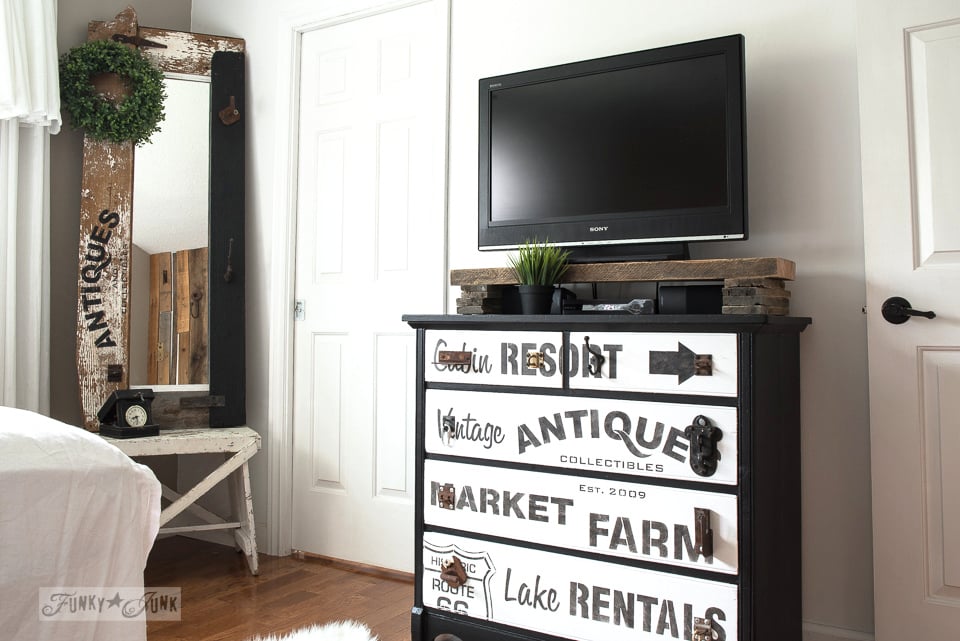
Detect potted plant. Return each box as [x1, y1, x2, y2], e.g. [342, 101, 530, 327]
[508, 239, 571, 314]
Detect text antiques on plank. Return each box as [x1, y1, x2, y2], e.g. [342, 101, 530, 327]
[423, 534, 736, 641]
[80, 209, 123, 349]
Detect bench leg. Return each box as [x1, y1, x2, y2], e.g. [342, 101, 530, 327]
[229, 460, 259, 575]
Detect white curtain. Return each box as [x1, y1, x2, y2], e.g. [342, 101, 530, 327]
[0, 0, 60, 412]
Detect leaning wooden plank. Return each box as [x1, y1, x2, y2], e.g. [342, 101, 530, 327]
[135, 27, 244, 75]
[86, 23, 245, 77]
[75, 10, 139, 431]
[76, 137, 134, 430]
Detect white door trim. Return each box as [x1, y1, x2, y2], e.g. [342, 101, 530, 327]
[266, 0, 450, 556]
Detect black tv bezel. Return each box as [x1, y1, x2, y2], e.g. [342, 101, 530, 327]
[477, 34, 747, 262]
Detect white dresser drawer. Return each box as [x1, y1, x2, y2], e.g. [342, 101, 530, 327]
[422, 532, 737, 641]
[424, 459, 738, 574]
[568, 331, 738, 396]
[424, 330, 565, 388]
[425, 388, 738, 484]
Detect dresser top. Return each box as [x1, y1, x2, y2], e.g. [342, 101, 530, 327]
[403, 313, 811, 333]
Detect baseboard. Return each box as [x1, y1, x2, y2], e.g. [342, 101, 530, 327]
[292, 549, 414, 583]
[803, 620, 875, 641]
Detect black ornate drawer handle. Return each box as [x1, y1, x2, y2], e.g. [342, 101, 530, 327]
[685, 415, 723, 477]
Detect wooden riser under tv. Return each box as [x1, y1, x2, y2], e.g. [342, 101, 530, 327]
[451, 257, 796, 316]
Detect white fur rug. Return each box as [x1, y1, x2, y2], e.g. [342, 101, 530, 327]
[246, 620, 379, 641]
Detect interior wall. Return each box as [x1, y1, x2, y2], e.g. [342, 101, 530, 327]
[188, 0, 872, 638]
[445, 5, 872, 639]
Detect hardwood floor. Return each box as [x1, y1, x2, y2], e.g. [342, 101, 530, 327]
[145, 536, 414, 641]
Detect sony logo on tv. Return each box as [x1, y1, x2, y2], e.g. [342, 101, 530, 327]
[589, 226, 609, 232]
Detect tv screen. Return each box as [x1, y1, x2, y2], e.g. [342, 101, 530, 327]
[478, 34, 747, 261]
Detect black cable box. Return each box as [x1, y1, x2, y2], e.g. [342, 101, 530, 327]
[658, 284, 723, 314]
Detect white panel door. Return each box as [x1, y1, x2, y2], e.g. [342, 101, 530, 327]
[291, 1, 446, 571]
[857, 1, 960, 638]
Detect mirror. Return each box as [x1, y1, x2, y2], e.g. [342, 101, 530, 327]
[130, 75, 211, 387]
[75, 15, 246, 429]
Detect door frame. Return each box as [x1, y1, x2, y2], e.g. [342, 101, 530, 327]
[266, 0, 451, 556]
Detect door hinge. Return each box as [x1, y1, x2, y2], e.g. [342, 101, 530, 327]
[294, 299, 305, 321]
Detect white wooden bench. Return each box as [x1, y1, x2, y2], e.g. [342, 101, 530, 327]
[103, 426, 261, 575]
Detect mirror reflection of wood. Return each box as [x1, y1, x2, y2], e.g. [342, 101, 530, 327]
[75, 6, 244, 430]
[146, 248, 208, 385]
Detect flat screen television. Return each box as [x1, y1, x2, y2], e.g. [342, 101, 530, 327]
[478, 34, 747, 262]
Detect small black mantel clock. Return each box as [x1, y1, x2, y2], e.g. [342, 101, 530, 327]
[98, 389, 159, 438]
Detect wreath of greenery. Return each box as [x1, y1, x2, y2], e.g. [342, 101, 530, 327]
[59, 39, 166, 146]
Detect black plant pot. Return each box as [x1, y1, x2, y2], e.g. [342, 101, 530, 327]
[517, 284, 555, 315]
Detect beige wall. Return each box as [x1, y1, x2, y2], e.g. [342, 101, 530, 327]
[50, 0, 193, 426]
[443, 4, 871, 636]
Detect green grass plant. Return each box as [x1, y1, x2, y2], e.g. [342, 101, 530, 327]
[508, 239, 572, 286]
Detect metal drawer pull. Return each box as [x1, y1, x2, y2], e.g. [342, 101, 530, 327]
[685, 415, 723, 477]
[692, 617, 715, 641]
[526, 350, 545, 370]
[438, 483, 455, 510]
[584, 336, 605, 376]
[694, 353, 713, 377]
[437, 350, 472, 366]
[650, 342, 712, 383]
[440, 556, 467, 588]
[441, 415, 456, 447]
[694, 507, 714, 558]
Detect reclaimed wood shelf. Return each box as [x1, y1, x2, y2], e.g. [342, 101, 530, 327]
[451, 257, 797, 315]
[450, 256, 795, 285]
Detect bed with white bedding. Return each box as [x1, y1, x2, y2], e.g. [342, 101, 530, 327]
[0, 406, 161, 641]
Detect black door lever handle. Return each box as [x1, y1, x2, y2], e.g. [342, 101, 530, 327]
[881, 296, 936, 324]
